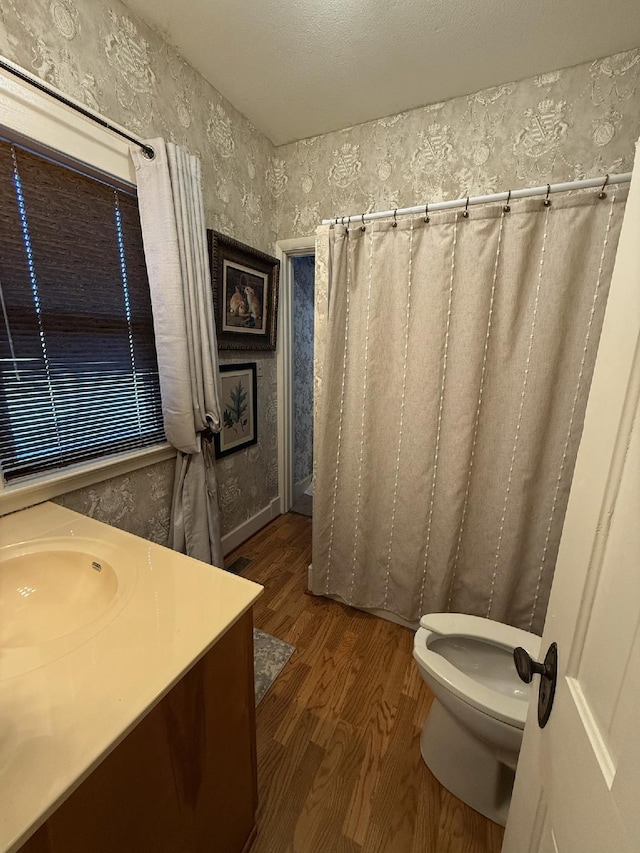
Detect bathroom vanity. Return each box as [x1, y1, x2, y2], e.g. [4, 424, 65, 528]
[0, 503, 263, 853]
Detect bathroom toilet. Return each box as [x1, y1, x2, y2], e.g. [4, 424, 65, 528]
[413, 612, 541, 826]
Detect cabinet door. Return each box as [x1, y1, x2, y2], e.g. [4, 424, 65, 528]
[21, 610, 257, 853]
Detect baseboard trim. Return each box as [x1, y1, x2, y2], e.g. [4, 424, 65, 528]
[222, 497, 282, 556]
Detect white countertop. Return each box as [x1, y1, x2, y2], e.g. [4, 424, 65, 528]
[0, 503, 263, 853]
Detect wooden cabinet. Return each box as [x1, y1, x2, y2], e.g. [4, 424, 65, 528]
[20, 610, 257, 853]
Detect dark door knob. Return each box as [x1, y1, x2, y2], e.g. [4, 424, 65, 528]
[513, 642, 558, 728]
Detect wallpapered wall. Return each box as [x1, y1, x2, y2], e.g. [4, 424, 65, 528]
[275, 49, 640, 239]
[291, 255, 314, 488]
[1, 1, 639, 549]
[0, 0, 281, 540]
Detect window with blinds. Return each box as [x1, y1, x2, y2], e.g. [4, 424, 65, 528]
[0, 138, 164, 483]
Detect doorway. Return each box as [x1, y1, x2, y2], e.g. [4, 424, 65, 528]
[290, 254, 315, 515]
[276, 237, 316, 514]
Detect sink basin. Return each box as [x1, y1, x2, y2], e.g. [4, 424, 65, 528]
[0, 538, 123, 648]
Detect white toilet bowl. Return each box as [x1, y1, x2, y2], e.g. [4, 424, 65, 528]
[413, 612, 541, 826]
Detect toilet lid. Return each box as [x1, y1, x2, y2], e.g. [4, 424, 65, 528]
[413, 614, 541, 728]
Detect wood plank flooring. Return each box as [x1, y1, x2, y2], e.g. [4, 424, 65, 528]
[227, 513, 504, 853]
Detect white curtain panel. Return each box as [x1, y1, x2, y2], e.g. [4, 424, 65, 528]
[132, 138, 223, 566]
[312, 190, 627, 634]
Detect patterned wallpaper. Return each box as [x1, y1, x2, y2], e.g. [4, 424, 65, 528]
[291, 255, 314, 487]
[1, 1, 639, 550]
[0, 0, 280, 540]
[56, 458, 176, 543]
[276, 49, 640, 239]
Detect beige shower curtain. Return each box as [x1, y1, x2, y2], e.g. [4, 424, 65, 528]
[312, 191, 627, 634]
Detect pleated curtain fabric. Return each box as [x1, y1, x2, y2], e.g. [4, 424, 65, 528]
[312, 191, 627, 634]
[132, 139, 224, 567]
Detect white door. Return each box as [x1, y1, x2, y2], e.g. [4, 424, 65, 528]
[503, 149, 640, 852]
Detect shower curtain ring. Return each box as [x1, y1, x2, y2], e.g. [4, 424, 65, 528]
[598, 174, 609, 199]
[424, 203, 430, 223]
[361, 213, 366, 232]
[543, 184, 552, 207]
[346, 215, 351, 233]
[392, 209, 398, 228]
[503, 190, 511, 213]
[462, 197, 470, 218]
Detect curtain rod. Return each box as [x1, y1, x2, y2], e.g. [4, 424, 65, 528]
[0, 57, 155, 160]
[322, 172, 633, 225]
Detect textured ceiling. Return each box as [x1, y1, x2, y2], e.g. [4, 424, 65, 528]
[122, 0, 640, 145]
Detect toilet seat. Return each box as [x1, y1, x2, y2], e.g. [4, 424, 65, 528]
[413, 613, 541, 728]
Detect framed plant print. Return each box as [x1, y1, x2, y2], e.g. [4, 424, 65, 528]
[214, 363, 258, 458]
[208, 230, 280, 351]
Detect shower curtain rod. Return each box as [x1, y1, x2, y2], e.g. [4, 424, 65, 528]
[322, 172, 633, 225]
[0, 56, 155, 159]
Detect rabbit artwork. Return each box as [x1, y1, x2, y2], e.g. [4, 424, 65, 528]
[244, 284, 262, 324]
[229, 283, 248, 316]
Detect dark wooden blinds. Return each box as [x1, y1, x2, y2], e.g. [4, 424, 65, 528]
[0, 139, 164, 482]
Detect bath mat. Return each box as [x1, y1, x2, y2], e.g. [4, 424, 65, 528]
[253, 629, 295, 705]
[290, 493, 313, 517]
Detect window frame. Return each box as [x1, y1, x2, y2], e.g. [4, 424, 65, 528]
[0, 60, 173, 515]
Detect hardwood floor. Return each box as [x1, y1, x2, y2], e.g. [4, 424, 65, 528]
[227, 513, 504, 853]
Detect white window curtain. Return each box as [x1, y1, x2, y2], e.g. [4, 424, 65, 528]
[132, 138, 223, 566]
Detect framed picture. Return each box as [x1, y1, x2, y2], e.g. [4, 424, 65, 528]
[214, 363, 258, 458]
[208, 230, 280, 351]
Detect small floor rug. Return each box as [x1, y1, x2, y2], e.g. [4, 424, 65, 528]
[290, 493, 313, 517]
[253, 629, 295, 705]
